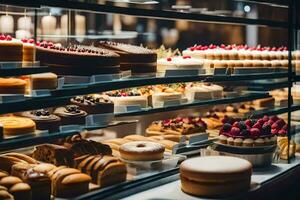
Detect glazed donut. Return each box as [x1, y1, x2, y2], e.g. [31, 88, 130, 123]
[119, 141, 165, 161]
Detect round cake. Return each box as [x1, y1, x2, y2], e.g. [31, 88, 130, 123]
[36, 42, 120, 76]
[98, 41, 157, 74]
[54, 105, 87, 125]
[0, 116, 36, 136]
[119, 141, 165, 161]
[0, 35, 23, 62]
[70, 94, 114, 114]
[180, 156, 252, 197]
[16, 109, 61, 133]
[0, 78, 26, 94]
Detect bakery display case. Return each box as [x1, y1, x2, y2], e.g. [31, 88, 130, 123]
[0, 0, 299, 200]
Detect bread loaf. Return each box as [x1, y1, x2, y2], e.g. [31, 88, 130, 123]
[0, 176, 31, 200]
[32, 144, 74, 166]
[74, 155, 127, 187]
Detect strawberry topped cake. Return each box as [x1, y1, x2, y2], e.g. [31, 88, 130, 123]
[218, 115, 287, 147]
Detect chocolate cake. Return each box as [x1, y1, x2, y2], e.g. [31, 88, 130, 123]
[54, 105, 87, 125]
[70, 94, 114, 114]
[98, 41, 157, 74]
[36, 42, 120, 76]
[16, 109, 61, 133]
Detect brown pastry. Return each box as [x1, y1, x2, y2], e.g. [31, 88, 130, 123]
[54, 105, 87, 125]
[0, 185, 14, 200]
[74, 155, 127, 187]
[9, 182, 31, 200]
[11, 163, 52, 200]
[32, 144, 74, 167]
[49, 167, 91, 198]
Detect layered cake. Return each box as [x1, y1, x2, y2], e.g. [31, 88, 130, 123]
[36, 42, 120, 75]
[21, 38, 35, 62]
[0, 78, 26, 94]
[70, 94, 114, 114]
[185, 83, 223, 101]
[157, 56, 204, 73]
[16, 109, 61, 133]
[0, 35, 23, 62]
[146, 116, 207, 136]
[218, 115, 286, 147]
[54, 105, 87, 125]
[106, 89, 148, 108]
[98, 41, 157, 74]
[30, 73, 58, 90]
[151, 86, 183, 108]
[180, 156, 252, 197]
[0, 116, 36, 136]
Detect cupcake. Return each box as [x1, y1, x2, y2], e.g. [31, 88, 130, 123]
[252, 51, 262, 60]
[214, 51, 222, 60]
[245, 51, 253, 60]
[205, 50, 214, 59]
[264, 137, 272, 145]
[261, 51, 270, 60]
[269, 51, 277, 60]
[238, 50, 247, 60]
[219, 134, 228, 144]
[254, 138, 265, 146]
[227, 137, 234, 145]
[234, 138, 243, 146]
[222, 50, 230, 60]
[243, 138, 254, 147]
[228, 50, 239, 60]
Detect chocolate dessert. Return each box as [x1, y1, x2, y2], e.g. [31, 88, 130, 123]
[54, 105, 87, 125]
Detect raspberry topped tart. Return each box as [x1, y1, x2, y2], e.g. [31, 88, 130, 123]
[218, 115, 286, 147]
[36, 41, 120, 75]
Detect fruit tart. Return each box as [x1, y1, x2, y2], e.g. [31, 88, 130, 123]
[218, 115, 287, 147]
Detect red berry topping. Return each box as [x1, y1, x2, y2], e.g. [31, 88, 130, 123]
[257, 119, 264, 125]
[271, 123, 279, 130]
[252, 122, 262, 130]
[0, 35, 5, 40]
[271, 128, 278, 135]
[183, 55, 191, 59]
[275, 119, 285, 128]
[230, 127, 241, 136]
[278, 129, 287, 135]
[263, 115, 269, 122]
[250, 128, 260, 137]
[6, 35, 12, 41]
[36, 41, 40, 46]
[245, 119, 252, 127]
[270, 116, 279, 122]
[47, 42, 54, 47]
[28, 39, 35, 43]
[232, 121, 239, 128]
[282, 124, 288, 131]
[21, 38, 28, 43]
[267, 119, 275, 125]
[167, 57, 172, 61]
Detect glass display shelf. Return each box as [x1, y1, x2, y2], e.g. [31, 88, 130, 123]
[0, 0, 288, 28]
[0, 120, 136, 152]
[0, 62, 50, 77]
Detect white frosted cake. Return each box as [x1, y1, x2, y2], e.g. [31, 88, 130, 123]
[157, 56, 204, 73]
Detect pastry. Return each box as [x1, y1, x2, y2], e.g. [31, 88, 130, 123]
[106, 89, 148, 108]
[277, 136, 296, 160]
[0, 78, 26, 94]
[98, 41, 157, 74]
[119, 141, 165, 161]
[21, 38, 35, 62]
[32, 144, 74, 166]
[185, 83, 223, 101]
[157, 56, 204, 73]
[0, 116, 36, 136]
[74, 155, 127, 187]
[49, 167, 91, 198]
[70, 94, 114, 114]
[16, 109, 61, 133]
[62, 137, 112, 157]
[54, 105, 87, 125]
[0, 35, 23, 61]
[123, 134, 156, 142]
[0, 176, 31, 200]
[252, 97, 275, 108]
[0, 185, 14, 200]
[11, 163, 52, 200]
[30, 73, 57, 90]
[180, 156, 252, 197]
[36, 42, 120, 75]
[219, 115, 286, 147]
